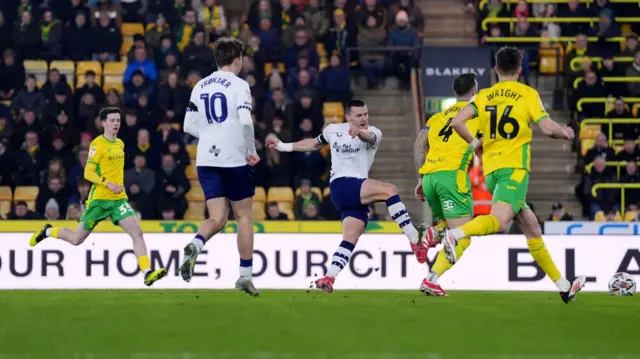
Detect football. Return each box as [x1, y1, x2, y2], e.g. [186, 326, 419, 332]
[608, 272, 636, 296]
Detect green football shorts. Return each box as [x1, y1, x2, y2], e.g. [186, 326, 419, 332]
[422, 170, 473, 222]
[485, 168, 530, 214]
[80, 199, 136, 231]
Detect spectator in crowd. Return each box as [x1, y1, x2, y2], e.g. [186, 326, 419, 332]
[626, 52, 640, 97]
[294, 179, 320, 219]
[66, 203, 82, 220]
[585, 133, 616, 165]
[36, 175, 68, 216]
[77, 93, 99, 130]
[0, 12, 10, 56]
[547, 202, 574, 221]
[559, 0, 590, 37]
[174, 8, 198, 52]
[284, 29, 319, 70]
[302, 202, 323, 220]
[124, 70, 154, 108]
[40, 9, 63, 61]
[319, 54, 351, 104]
[158, 71, 189, 124]
[599, 56, 626, 98]
[125, 47, 159, 84]
[620, 34, 639, 57]
[324, 9, 352, 58]
[120, 0, 147, 23]
[540, 4, 561, 38]
[6, 200, 42, 219]
[62, 0, 91, 26]
[75, 71, 106, 110]
[15, 130, 44, 186]
[68, 179, 90, 209]
[304, 0, 329, 41]
[127, 34, 154, 63]
[395, 0, 424, 38]
[572, 71, 608, 119]
[0, 49, 26, 101]
[91, 0, 123, 29]
[44, 86, 74, 123]
[63, 11, 91, 61]
[127, 181, 155, 219]
[622, 161, 640, 207]
[11, 75, 46, 115]
[0, 139, 12, 187]
[181, 27, 215, 79]
[357, 16, 386, 89]
[266, 201, 288, 220]
[92, 11, 122, 63]
[584, 156, 618, 217]
[319, 189, 339, 220]
[264, 134, 292, 187]
[601, 206, 620, 221]
[67, 149, 88, 191]
[145, 13, 173, 53]
[616, 137, 640, 162]
[156, 153, 189, 219]
[42, 68, 72, 101]
[604, 98, 633, 140]
[124, 153, 156, 194]
[388, 11, 420, 89]
[591, 9, 621, 56]
[13, 10, 40, 60]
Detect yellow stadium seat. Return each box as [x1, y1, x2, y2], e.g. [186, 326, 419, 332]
[77, 61, 103, 76]
[254, 187, 266, 202]
[633, 103, 640, 117]
[581, 139, 595, 156]
[624, 210, 638, 222]
[104, 62, 126, 82]
[579, 124, 601, 140]
[278, 202, 293, 213]
[323, 102, 344, 117]
[103, 82, 123, 94]
[283, 208, 294, 220]
[14, 186, 39, 211]
[185, 187, 205, 201]
[323, 187, 330, 198]
[23, 60, 48, 83]
[184, 202, 206, 220]
[189, 180, 200, 190]
[267, 187, 294, 203]
[186, 144, 197, 159]
[295, 186, 323, 199]
[185, 164, 198, 180]
[252, 201, 266, 221]
[594, 210, 622, 222]
[316, 43, 326, 57]
[0, 100, 9, 106]
[538, 44, 564, 74]
[0, 186, 12, 215]
[121, 22, 145, 37]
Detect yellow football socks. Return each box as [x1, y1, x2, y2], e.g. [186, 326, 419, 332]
[456, 215, 500, 238]
[50, 227, 61, 238]
[432, 238, 471, 276]
[434, 222, 449, 231]
[527, 237, 561, 281]
[138, 255, 151, 273]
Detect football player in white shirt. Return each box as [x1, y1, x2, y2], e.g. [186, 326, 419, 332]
[266, 100, 431, 293]
[180, 37, 261, 296]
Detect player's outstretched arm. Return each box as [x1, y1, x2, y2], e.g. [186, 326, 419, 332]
[537, 117, 575, 140]
[451, 106, 478, 147]
[413, 127, 429, 172]
[265, 137, 325, 152]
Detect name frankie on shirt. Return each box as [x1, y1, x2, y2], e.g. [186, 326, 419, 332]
[201, 76, 232, 89]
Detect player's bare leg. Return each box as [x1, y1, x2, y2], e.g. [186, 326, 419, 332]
[120, 216, 167, 286]
[439, 203, 510, 264]
[421, 217, 472, 296]
[360, 178, 431, 263]
[181, 197, 228, 282]
[30, 222, 91, 247]
[317, 216, 366, 293]
[230, 196, 259, 296]
[515, 209, 585, 303]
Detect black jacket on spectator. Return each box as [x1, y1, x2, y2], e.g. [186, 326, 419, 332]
[155, 165, 190, 218]
[57, 1, 91, 26]
[11, 87, 46, 114]
[598, 63, 627, 98]
[584, 167, 618, 209]
[0, 61, 26, 97]
[572, 82, 609, 118]
[15, 146, 45, 186]
[180, 42, 215, 79]
[584, 145, 615, 165]
[616, 147, 640, 163]
[158, 84, 189, 123]
[92, 21, 123, 57]
[40, 20, 64, 59]
[36, 186, 68, 216]
[75, 83, 106, 110]
[604, 109, 635, 140]
[128, 186, 155, 219]
[0, 145, 13, 186]
[12, 22, 41, 59]
[63, 22, 92, 61]
[558, 4, 590, 37]
[621, 170, 640, 207]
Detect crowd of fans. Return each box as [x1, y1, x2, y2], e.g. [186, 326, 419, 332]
[0, 0, 425, 221]
[478, 0, 640, 221]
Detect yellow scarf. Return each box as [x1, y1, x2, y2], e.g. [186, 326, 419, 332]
[177, 23, 194, 51]
[138, 143, 150, 153]
[204, 6, 222, 29]
[281, 11, 290, 30]
[41, 21, 56, 42]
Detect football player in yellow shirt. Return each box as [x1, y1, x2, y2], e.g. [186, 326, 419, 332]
[441, 47, 585, 303]
[29, 107, 167, 287]
[413, 73, 480, 296]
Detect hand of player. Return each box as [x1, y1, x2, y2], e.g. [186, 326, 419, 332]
[474, 140, 484, 157]
[107, 182, 123, 194]
[414, 180, 425, 202]
[265, 137, 280, 149]
[562, 126, 575, 140]
[348, 124, 361, 138]
[247, 154, 260, 167]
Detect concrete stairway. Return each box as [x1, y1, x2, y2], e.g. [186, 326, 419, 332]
[418, 0, 477, 46]
[356, 86, 422, 220]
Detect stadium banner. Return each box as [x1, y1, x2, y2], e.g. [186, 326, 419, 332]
[420, 46, 493, 97]
[0, 221, 401, 234]
[544, 221, 640, 235]
[0, 234, 637, 291]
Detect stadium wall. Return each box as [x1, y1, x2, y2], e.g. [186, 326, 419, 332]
[0, 234, 637, 292]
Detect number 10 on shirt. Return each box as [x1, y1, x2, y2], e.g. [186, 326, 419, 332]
[200, 92, 228, 124]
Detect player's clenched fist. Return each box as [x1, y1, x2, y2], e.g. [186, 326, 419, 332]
[562, 126, 575, 140]
[265, 137, 280, 149]
[247, 154, 260, 166]
[107, 182, 123, 194]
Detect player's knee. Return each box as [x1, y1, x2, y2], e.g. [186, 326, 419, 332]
[385, 183, 399, 198]
[209, 217, 228, 232]
[70, 232, 87, 246]
[235, 214, 251, 228]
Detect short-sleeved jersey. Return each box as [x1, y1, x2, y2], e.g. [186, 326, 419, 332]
[187, 70, 252, 168]
[87, 135, 127, 203]
[317, 123, 382, 182]
[419, 101, 480, 175]
[468, 81, 549, 175]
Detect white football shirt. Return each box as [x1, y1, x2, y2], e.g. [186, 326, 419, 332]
[186, 70, 253, 167]
[317, 123, 382, 182]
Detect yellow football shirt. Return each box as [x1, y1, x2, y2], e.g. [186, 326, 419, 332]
[86, 135, 128, 203]
[418, 101, 480, 175]
[468, 81, 549, 175]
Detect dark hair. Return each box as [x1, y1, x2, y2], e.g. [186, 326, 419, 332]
[495, 47, 522, 76]
[453, 73, 477, 97]
[212, 37, 244, 68]
[346, 99, 365, 114]
[267, 201, 279, 208]
[99, 107, 122, 121]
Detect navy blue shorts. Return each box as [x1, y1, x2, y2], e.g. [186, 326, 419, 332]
[329, 177, 369, 225]
[197, 165, 255, 202]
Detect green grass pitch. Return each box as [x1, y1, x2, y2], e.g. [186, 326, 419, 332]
[0, 290, 639, 359]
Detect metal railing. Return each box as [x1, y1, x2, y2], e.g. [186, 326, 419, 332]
[592, 183, 640, 217]
[481, 17, 640, 31]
